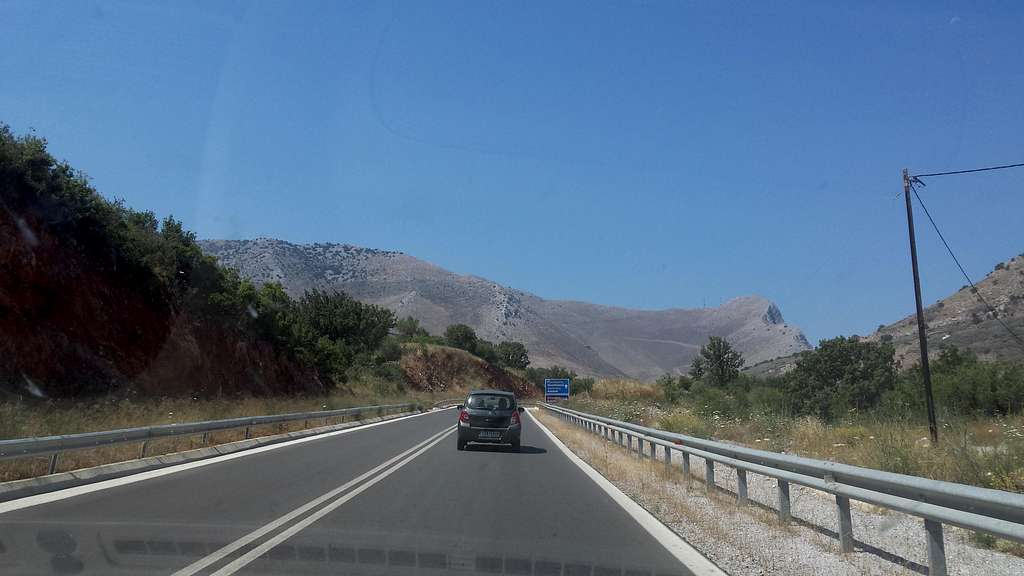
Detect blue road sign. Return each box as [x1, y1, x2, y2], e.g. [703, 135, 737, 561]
[544, 378, 570, 400]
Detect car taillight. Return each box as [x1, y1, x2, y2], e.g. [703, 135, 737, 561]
[459, 410, 470, 423]
[510, 411, 520, 426]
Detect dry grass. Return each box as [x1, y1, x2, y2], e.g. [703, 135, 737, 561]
[568, 385, 1024, 494]
[567, 391, 1024, 559]
[533, 410, 913, 576]
[589, 379, 662, 401]
[0, 390, 455, 483]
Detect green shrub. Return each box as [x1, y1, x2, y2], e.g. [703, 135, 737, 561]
[656, 373, 685, 404]
[0, 124, 405, 396]
[783, 336, 896, 421]
[690, 382, 735, 417]
[659, 411, 710, 437]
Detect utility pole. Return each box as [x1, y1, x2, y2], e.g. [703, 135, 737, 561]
[903, 168, 939, 443]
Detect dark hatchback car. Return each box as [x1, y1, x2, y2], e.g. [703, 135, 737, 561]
[457, 390, 523, 451]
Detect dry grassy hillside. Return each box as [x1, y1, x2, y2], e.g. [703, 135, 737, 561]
[400, 343, 536, 397]
[865, 254, 1024, 367]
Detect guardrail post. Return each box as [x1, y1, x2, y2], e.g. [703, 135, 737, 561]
[924, 520, 947, 576]
[681, 452, 691, 486]
[638, 437, 645, 458]
[244, 426, 252, 440]
[139, 441, 149, 459]
[48, 452, 60, 475]
[649, 440, 657, 460]
[201, 432, 209, 445]
[705, 460, 715, 492]
[664, 447, 672, 473]
[835, 495, 854, 553]
[777, 480, 791, 523]
[736, 469, 748, 506]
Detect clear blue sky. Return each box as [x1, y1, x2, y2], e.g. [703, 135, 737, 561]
[3, 1, 1023, 344]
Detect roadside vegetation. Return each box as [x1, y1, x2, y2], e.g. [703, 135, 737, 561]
[567, 336, 1024, 496]
[0, 124, 534, 444]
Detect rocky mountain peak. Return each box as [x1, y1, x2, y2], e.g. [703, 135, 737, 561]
[200, 239, 812, 380]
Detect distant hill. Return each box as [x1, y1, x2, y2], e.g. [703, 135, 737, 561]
[745, 252, 1024, 377]
[863, 253, 1024, 367]
[201, 238, 811, 381]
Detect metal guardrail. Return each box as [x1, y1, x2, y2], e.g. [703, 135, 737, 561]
[0, 403, 416, 476]
[542, 403, 1024, 576]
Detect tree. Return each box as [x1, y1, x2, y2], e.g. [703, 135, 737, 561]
[474, 339, 500, 365]
[294, 290, 395, 356]
[689, 336, 745, 387]
[497, 341, 530, 369]
[444, 324, 478, 352]
[396, 316, 428, 338]
[784, 336, 896, 421]
[657, 373, 685, 404]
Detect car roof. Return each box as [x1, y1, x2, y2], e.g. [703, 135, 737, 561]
[468, 389, 515, 397]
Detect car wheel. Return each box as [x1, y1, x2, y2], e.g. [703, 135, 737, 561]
[511, 440, 521, 452]
[457, 440, 466, 451]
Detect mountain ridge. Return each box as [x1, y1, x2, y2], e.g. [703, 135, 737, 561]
[745, 251, 1024, 377]
[201, 238, 812, 380]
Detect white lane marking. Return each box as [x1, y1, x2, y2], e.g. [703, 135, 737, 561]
[208, 426, 455, 576]
[171, 425, 454, 576]
[527, 410, 727, 576]
[0, 408, 455, 515]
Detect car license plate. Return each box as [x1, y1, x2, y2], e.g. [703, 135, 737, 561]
[478, 430, 501, 439]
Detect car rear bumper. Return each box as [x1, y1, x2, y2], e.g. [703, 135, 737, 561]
[459, 426, 521, 444]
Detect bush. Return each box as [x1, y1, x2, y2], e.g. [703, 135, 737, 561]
[0, 124, 405, 396]
[497, 341, 530, 369]
[659, 411, 711, 437]
[891, 347, 1024, 417]
[374, 338, 403, 364]
[783, 336, 896, 421]
[656, 373, 686, 404]
[574, 376, 595, 395]
[473, 340, 500, 365]
[690, 382, 735, 417]
[749, 385, 788, 415]
[444, 324, 478, 352]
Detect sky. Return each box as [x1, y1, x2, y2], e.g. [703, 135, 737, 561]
[2, 0, 1023, 344]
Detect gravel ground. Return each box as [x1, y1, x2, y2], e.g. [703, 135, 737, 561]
[534, 410, 1024, 576]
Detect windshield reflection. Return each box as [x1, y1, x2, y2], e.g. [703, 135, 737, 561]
[0, 521, 686, 576]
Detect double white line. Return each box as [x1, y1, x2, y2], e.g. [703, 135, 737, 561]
[171, 425, 454, 576]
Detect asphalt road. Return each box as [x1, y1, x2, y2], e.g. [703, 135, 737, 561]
[0, 408, 714, 576]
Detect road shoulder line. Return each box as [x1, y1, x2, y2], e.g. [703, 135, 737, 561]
[528, 409, 727, 576]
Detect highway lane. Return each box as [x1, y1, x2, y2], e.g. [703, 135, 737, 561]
[0, 409, 456, 575]
[0, 407, 719, 576]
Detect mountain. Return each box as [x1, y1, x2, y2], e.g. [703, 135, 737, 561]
[863, 253, 1024, 366]
[200, 238, 811, 380]
[745, 252, 1024, 377]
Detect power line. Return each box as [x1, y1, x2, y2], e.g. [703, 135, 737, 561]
[912, 162, 1024, 179]
[908, 182, 1024, 352]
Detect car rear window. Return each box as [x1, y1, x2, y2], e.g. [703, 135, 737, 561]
[466, 394, 514, 410]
